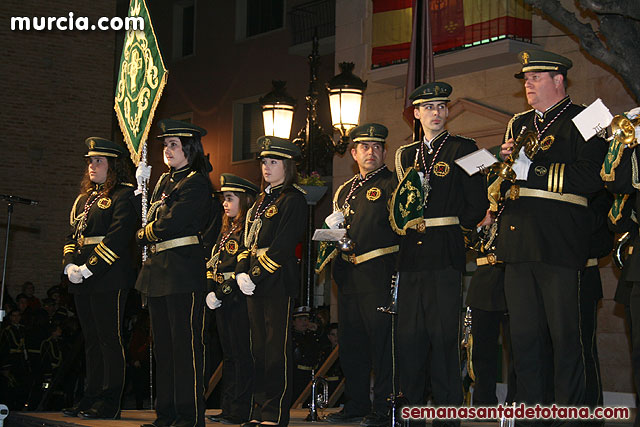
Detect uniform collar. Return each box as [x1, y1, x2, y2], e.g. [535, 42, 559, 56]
[89, 183, 105, 193]
[422, 130, 448, 151]
[170, 165, 191, 181]
[535, 96, 571, 119]
[265, 183, 284, 195]
[360, 165, 388, 180]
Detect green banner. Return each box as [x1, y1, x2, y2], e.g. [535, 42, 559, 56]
[315, 223, 338, 274]
[114, 0, 168, 165]
[389, 167, 424, 235]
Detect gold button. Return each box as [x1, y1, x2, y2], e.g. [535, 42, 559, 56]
[346, 225, 351, 229]
[417, 241, 423, 245]
[510, 225, 516, 231]
[350, 210, 354, 215]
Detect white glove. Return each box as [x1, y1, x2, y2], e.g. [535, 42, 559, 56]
[206, 292, 222, 310]
[135, 163, 152, 190]
[78, 264, 93, 279]
[511, 147, 532, 181]
[236, 273, 256, 296]
[626, 107, 640, 120]
[66, 264, 83, 284]
[324, 211, 345, 229]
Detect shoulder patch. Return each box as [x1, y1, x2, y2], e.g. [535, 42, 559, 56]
[292, 183, 308, 195]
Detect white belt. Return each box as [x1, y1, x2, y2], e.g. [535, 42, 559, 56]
[150, 236, 199, 254]
[585, 258, 598, 268]
[506, 187, 587, 207]
[78, 236, 104, 246]
[423, 216, 459, 227]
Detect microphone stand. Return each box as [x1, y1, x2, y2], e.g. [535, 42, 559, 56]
[0, 200, 12, 324]
[0, 194, 39, 324]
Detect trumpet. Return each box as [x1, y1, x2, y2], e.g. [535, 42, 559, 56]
[305, 370, 329, 422]
[608, 114, 640, 148]
[486, 126, 552, 210]
[614, 231, 632, 270]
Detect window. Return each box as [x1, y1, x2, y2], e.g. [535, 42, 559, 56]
[232, 101, 263, 162]
[173, 0, 195, 59]
[236, 0, 285, 40]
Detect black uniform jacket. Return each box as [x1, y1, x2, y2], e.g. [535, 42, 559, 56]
[63, 183, 138, 295]
[496, 96, 607, 269]
[331, 166, 399, 294]
[395, 131, 488, 272]
[206, 226, 245, 300]
[135, 166, 212, 297]
[236, 184, 307, 297]
[604, 146, 640, 282]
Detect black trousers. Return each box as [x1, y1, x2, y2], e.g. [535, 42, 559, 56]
[148, 291, 206, 427]
[216, 293, 254, 421]
[579, 267, 603, 409]
[74, 289, 127, 414]
[337, 290, 392, 415]
[469, 308, 516, 405]
[504, 262, 585, 427]
[397, 268, 463, 408]
[246, 295, 292, 425]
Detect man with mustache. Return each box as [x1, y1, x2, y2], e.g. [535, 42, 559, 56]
[322, 123, 398, 427]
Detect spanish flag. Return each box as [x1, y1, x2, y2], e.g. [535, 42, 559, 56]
[372, 0, 532, 69]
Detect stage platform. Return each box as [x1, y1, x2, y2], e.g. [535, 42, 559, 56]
[5, 408, 636, 426]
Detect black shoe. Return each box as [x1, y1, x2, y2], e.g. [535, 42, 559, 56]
[79, 408, 121, 419]
[241, 422, 261, 427]
[360, 412, 389, 427]
[221, 416, 244, 424]
[61, 406, 83, 417]
[207, 412, 227, 422]
[326, 410, 366, 423]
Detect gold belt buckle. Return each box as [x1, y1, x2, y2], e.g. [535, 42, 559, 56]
[509, 184, 520, 200]
[149, 244, 156, 254]
[77, 236, 84, 246]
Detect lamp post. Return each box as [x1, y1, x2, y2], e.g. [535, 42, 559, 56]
[261, 34, 367, 307]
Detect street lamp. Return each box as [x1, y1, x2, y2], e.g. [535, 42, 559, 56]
[327, 62, 367, 152]
[260, 81, 296, 139]
[261, 34, 367, 307]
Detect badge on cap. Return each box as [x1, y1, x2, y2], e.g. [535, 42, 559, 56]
[522, 52, 530, 65]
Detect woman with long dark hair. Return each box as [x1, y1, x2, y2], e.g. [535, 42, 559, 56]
[236, 136, 307, 427]
[205, 173, 258, 424]
[135, 119, 214, 427]
[61, 137, 137, 419]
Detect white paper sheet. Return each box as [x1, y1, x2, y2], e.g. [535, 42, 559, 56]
[454, 148, 498, 176]
[312, 229, 347, 241]
[572, 98, 613, 141]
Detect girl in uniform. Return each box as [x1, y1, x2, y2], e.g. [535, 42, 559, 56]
[205, 173, 258, 424]
[61, 137, 137, 419]
[135, 119, 213, 427]
[236, 136, 307, 427]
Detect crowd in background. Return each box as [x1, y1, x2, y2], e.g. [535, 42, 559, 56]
[0, 280, 343, 412]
